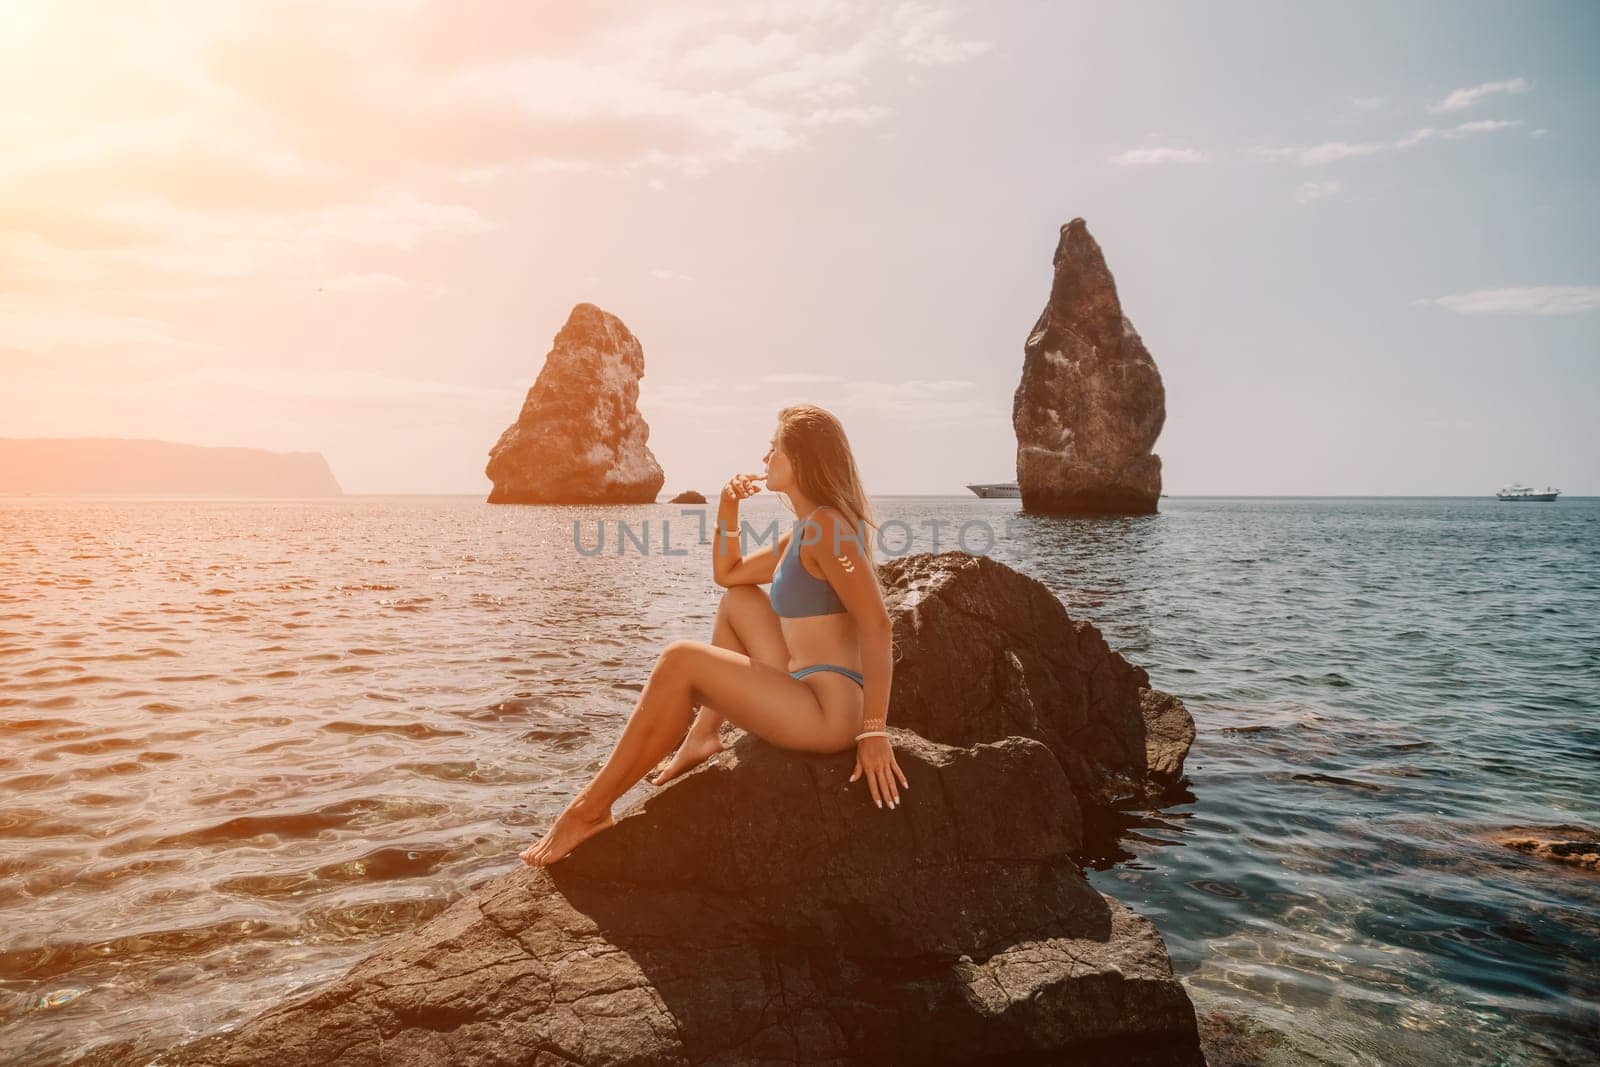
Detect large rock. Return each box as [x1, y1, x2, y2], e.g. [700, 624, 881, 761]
[1013, 219, 1166, 515]
[487, 303, 665, 504]
[880, 551, 1194, 820]
[150, 732, 1203, 1066]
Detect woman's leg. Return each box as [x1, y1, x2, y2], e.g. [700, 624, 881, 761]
[521, 638, 856, 866]
[651, 584, 788, 785]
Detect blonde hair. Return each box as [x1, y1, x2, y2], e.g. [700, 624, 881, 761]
[775, 404, 885, 597]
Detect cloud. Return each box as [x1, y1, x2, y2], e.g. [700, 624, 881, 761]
[638, 378, 765, 419]
[1350, 95, 1385, 110]
[892, 3, 995, 65]
[319, 273, 412, 292]
[0, 298, 218, 357]
[1293, 180, 1340, 204]
[1250, 141, 1386, 166]
[415, 2, 990, 177]
[1253, 117, 1521, 168]
[643, 373, 994, 427]
[5, 191, 490, 299]
[1426, 77, 1530, 114]
[802, 104, 896, 126]
[649, 268, 694, 282]
[1416, 286, 1600, 316]
[1109, 146, 1208, 166]
[166, 366, 518, 405]
[837, 378, 999, 426]
[762, 372, 846, 385]
[1, 0, 990, 306]
[1396, 118, 1522, 148]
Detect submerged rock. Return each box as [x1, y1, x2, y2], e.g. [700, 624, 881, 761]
[155, 732, 1203, 1066]
[1490, 825, 1600, 872]
[1196, 1009, 1293, 1067]
[486, 303, 665, 504]
[668, 489, 707, 504]
[879, 551, 1194, 820]
[1013, 218, 1166, 515]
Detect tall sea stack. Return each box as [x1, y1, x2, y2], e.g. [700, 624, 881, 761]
[1013, 219, 1166, 515]
[486, 303, 665, 505]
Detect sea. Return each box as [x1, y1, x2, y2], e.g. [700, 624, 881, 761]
[1, 494, 1596, 1065]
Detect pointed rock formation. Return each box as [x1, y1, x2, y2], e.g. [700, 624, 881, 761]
[486, 303, 665, 504]
[1014, 219, 1166, 515]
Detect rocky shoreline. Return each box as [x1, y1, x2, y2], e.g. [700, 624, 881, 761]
[111, 552, 1202, 1064]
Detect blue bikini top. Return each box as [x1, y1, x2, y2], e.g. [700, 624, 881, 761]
[770, 507, 848, 618]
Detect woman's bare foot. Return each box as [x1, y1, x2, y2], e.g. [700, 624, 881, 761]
[520, 793, 615, 867]
[650, 729, 724, 786]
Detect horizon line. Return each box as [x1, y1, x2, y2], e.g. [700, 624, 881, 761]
[3, 492, 1593, 501]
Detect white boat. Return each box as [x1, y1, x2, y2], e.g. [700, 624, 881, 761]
[966, 482, 1021, 499]
[1496, 483, 1561, 502]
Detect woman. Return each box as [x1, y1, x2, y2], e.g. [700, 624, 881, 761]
[520, 404, 908, 867]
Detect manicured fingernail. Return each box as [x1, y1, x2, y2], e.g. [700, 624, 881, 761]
[875, 799, 881, 808]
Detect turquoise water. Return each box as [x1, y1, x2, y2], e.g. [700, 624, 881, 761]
[1, 495, 1596, 1064]
[1044, 497, 1600, 1065]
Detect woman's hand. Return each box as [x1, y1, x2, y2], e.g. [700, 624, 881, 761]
[720, 472, 764, 503]
[849, 733, 908, 810]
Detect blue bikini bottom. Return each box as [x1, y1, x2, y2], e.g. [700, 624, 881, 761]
[790, 664, 864, 687]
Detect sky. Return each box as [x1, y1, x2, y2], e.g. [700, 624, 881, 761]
[2, 0, 1596, 496]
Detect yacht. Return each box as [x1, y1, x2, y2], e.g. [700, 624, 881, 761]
[966, 482, 1021, 499]
[1496, 483, 1561, 502]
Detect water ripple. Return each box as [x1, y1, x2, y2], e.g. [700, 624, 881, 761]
[0, 494, 1596, 1065]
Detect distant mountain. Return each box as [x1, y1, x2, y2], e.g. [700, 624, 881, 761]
[0, 438, 343, 497]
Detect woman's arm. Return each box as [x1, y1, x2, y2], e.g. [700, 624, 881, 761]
[856, 613, 893, 730]
[711, 473, 780, 587]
